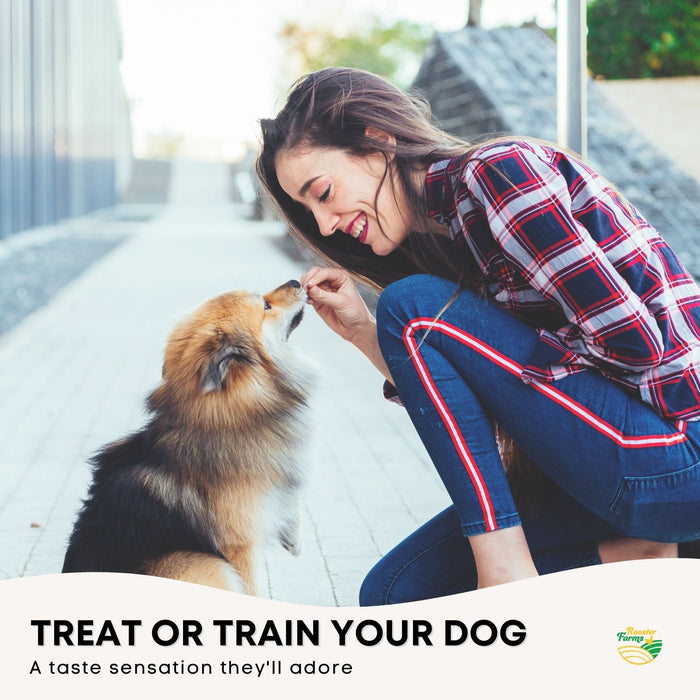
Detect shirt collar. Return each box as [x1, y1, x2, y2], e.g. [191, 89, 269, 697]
[424, 157, 462, 229]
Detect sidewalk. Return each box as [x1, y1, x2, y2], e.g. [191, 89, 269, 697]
[0, 160, 448, 606]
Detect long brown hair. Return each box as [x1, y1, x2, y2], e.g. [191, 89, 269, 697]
[256, 67, 477, 291]
[257, 66, 542, 508]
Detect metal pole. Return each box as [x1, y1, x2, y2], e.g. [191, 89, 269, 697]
[557, 0, 587, 157]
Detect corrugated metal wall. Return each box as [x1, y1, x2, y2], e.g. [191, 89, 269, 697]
[0, 0, 131, 239]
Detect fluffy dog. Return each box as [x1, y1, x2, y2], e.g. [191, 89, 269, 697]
[62, 280, 314, 594]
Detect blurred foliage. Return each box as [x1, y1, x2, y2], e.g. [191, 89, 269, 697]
[279, 16, 433, 87]
[587, 0, 700, 78]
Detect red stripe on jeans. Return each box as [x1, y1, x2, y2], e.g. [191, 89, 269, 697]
[404, 317, 688, 449]
[403, 322, 499, 531]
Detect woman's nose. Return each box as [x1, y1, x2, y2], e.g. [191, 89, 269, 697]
[317, 210, 341, 237]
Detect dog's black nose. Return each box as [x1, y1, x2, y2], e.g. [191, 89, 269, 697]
[285, 280, 301, 288]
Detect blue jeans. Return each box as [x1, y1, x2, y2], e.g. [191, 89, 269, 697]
[360, 275, 700, 605]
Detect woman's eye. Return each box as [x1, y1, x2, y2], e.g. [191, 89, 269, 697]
[264, 300, 271, 310]
[319, 185, 331, 203]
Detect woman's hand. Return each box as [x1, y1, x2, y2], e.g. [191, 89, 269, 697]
[301, 266, 393, 382]
[300, 266, 374, 344]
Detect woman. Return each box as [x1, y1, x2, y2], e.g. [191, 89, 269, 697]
[257, 67, 700, 603]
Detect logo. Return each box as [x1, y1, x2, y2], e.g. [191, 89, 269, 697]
[616, 626, 663, 665]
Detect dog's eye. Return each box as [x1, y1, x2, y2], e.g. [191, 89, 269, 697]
[264, 300, 271, 311]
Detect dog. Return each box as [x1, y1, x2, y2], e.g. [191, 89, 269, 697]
[62, 280, 314, 594]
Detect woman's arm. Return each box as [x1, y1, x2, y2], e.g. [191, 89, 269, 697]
[300, 266, 393, 381]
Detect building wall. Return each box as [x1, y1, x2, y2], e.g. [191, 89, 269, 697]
[0, 0, 132, 239]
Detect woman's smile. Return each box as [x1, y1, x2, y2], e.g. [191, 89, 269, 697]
[347, 213, 368, 243]
[275, 145, 412, 256]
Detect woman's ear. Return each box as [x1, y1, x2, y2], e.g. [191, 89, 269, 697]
[364, 126, 397, 154]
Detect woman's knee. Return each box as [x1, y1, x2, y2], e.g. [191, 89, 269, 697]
[376, 274, 467, 350]
[377, 274, 451, 324]
[359, 554, 421, 606]
[358, 560, 391, 606]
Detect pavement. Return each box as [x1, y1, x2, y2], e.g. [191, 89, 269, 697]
[0, 160, 448, 606]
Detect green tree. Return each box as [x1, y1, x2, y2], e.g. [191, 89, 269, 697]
[587, 0, 700, 79]
[279, 17, 432, 88]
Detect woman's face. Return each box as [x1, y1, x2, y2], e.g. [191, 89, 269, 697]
[275, 143, 413, 256]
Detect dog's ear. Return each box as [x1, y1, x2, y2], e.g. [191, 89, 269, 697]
[201, 342, 250, 393]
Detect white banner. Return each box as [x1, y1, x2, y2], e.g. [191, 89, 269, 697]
[1, 559, 697, 698]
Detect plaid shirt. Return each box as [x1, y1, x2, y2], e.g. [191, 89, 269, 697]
[423, 140, 700, 422]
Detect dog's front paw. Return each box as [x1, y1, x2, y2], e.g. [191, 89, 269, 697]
[278, 527, 300, 556]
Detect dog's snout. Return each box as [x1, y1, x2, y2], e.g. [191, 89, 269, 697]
[284, 280, 301, 289]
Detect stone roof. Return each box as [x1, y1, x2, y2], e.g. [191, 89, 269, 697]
[413, 27, 700, 277]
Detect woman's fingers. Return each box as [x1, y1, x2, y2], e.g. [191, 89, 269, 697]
[301, 266, 349, 293]
[306, 279, 350, 310]
[306, 284, 331, 304]
[299, 266, 373, 340]
[302, 268, 352, 306]
[300, 266, 325, 289]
